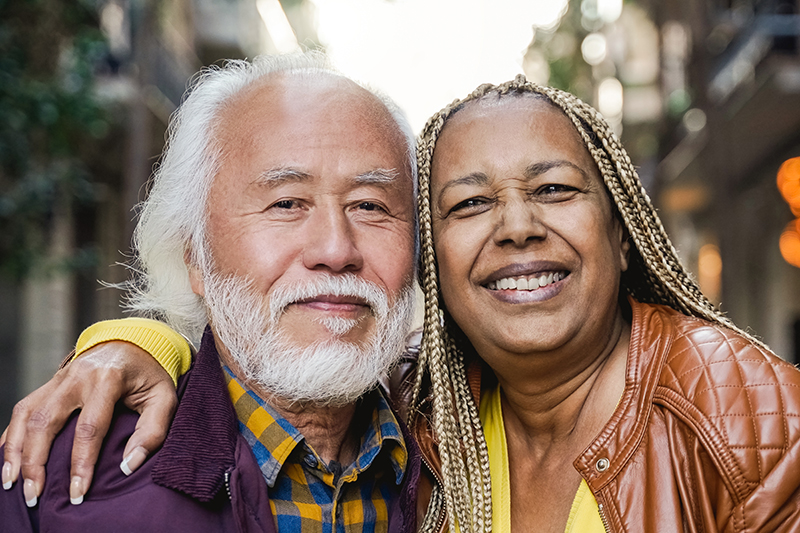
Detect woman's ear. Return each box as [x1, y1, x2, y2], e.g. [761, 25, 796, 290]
[185, 248, 205, 297]
[618, 223, 631, 273]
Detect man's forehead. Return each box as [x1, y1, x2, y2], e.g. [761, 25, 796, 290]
[225, 71, 382, 123]
[210, 69, 412, 193]
[214, 71, 405, 150]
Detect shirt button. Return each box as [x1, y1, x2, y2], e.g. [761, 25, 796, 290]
[304, 454, 318, 468]
[596, 457, 610, 472]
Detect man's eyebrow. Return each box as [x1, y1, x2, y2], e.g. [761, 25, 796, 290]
[252, 168, 313, 188]
[353, 168, 400, 185]
[524, 160, 587, 179]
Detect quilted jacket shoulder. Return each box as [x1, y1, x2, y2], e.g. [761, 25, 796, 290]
[577, 301, 800, 532]
[655, 308, 800, 499]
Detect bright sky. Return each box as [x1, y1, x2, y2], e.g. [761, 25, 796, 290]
[308, 0, 569, 132]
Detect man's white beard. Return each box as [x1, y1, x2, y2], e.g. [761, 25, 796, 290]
[203, 271, 416, 406]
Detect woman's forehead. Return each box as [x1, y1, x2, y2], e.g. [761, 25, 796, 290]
[432, 94, 598, 177]
[448, 93, 555, 126]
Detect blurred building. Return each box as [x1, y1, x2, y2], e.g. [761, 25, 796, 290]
[648, 0, 800, 361]
[0, 0, 318, 423]
[525, 0, 800, 361]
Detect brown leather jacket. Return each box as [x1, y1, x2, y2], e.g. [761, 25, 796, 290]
[389, 300, 800, 532]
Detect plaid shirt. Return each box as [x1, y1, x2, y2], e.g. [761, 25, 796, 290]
[223, 367, 408, 533]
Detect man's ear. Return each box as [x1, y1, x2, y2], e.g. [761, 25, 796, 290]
[185, 248, 205, 297]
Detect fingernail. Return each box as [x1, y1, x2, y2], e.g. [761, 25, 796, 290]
[2, 462, 12, 490]
[23, 479, 37, 507]
[70, 476, 84, 505]
[120, 447, 147, 476]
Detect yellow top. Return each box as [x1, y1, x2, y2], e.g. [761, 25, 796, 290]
[74, 318, 192, 386]
[479, 384, 606, 533]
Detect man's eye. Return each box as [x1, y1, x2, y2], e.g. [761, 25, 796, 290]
[273, 199, 298, 209]
[357, 201, 386, 212]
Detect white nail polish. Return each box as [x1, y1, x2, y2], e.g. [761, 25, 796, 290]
[120, 455, 133, 476]
[23, 479, 38, 507]
[69, 476, 84, 505]
[2, 461, 12, 490]
[119, 448, 147, 476]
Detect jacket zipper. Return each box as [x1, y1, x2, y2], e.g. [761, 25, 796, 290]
[224, 471, 233, 502]
[420, 455, 447, 533]
[598, 503, 611, 533]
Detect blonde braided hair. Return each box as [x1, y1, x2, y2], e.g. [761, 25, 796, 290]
[411, 76, 763, 533]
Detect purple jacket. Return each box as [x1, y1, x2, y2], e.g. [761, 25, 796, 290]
[0, 328, 421, 533]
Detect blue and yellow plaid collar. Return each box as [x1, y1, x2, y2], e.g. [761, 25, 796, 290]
[222, 366, 408, 487]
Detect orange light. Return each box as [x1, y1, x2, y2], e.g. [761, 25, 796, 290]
[779, 220, 800, 268]
[697, 243, 722, 302]
[777, 157, 800, 214]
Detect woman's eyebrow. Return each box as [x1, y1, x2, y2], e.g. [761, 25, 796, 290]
[435, 161, 589, 208]
[436, 172, 489, 211]
[524, 160, 587, 179]
[437, 172, 489, 196]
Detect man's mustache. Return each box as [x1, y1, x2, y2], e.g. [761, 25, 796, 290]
[268, 273, 388, 323]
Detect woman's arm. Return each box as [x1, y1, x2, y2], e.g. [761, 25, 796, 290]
[1, 318, 190, 505]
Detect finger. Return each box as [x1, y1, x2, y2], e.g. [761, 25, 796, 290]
[1, 427, 8, 489]
[68, 394, 117, 505]
[120, 384, 178, 476]
[23, 478, 38, 507]
[3, 386, 58, 491]
[19, 392, 85, 500]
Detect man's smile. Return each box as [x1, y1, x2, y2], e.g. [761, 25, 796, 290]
[291, 295, 371, 316]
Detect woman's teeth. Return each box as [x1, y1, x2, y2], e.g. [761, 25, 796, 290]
[486, 272, 566, 291]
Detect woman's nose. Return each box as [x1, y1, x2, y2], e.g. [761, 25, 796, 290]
[492, 198, 547, 247]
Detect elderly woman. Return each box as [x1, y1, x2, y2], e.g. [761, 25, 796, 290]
[407, 77, 800, 532]
[5, 78, 800, 533]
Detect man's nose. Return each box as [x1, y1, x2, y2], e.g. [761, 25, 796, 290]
[302, 206, 364, 273]
[492, 197, 547, 247]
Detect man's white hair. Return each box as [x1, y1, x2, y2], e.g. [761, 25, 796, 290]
[124, 52, 418, 343]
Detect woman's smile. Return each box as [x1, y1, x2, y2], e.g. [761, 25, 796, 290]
[479, 261, 571, 304]
[484, 270, 569, 303]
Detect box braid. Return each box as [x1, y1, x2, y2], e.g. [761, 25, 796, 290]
[411, 75, 764, 533]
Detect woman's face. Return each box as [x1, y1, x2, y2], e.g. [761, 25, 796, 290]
[430, 96, 630, 358]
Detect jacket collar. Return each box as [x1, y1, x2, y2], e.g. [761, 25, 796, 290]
[572, 299, 677, 489]
[151, 327, 238, 502]
[453, 298, 678, 490]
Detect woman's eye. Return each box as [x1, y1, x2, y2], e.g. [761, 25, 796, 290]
[448, 197, 491, 216]
[536, 184, 578, 200]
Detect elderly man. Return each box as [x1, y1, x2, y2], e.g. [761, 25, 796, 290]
[0, 53, 422, 532]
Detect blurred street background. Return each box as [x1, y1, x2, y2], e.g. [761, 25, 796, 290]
[1, 0, 799, 424]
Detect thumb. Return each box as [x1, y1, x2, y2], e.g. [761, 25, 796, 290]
[120, 384, 178, 475]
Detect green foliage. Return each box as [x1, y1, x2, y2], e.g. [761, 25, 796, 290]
[540, 0, 594, 102]
[0, 0, 110, 278]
